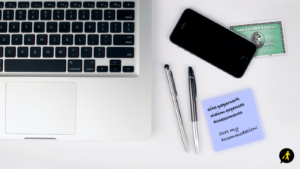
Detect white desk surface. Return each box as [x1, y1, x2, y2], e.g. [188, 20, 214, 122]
[1, 0, 300, 168]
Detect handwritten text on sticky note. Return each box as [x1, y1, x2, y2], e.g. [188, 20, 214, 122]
[203, 90, 264, 151]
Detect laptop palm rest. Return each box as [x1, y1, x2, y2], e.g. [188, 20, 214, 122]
[5, 82, 76, 135]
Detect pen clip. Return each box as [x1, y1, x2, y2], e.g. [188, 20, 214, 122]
[170, 71, 178, 96]
[194, 75, 197, 98]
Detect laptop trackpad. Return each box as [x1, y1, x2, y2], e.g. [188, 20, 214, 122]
[6, 82, 76, 135]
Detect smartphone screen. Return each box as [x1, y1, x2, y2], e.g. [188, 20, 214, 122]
[170, 9, 257, 78]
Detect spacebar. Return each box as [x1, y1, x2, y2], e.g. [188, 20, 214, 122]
[5, 60, 66, 72]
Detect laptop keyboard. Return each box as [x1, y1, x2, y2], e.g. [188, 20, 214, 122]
[0, 1, 138, 76]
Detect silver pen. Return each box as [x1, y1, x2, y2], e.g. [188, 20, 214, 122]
[188, 67, 199, 154]
[164, 64, 189, 153]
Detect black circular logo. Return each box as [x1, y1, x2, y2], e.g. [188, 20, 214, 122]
[279, 148, 294, 164]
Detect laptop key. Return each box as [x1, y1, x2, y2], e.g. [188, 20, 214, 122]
[117, 10, 134, 20]
[83, 2, 95, 8]
[123, 2, 135, 8]
[47, 22, 57, 32]
[110, 60, 121, 72]
[5, 59, 66, 72]
[3, 10, 14, 20]
[59, 22, 70, 32]
[85, 22, 96, 32]
[68, 60, 82, 72]
[5, 2, 16, 8]
[18, 47, 28, 58]
[114, 35, 134, 45]
[56, 47, 66, 58]
[110, 22, 121, 33]
[5, 47, 16, 57]
[84, 60, 95, 72]
[98, 22, 109, 32]
[34, 22, 45, 32]
[110, 2, 121, 8]
[43, 47, 53, 58]
[62, 35, 73, 45]
[97, 2, 108, 8]
[107, 47, 134, 58]
[123, 66, 134, 72]
[18, 2, 29, 8]
[24, 34, 35, 45]
[79, 10, 89, 20]
[0, 22, 7, 32]
[66, 10, 77, 20]
[11, 34, 22, 45]
[22, 22, 32, 32]
[75, 35, 86, 45]
[49, 34, 60, 45]
[88, 35, 99, 45]
[31, 2, 42, 8]
[70, 2, 82, 8]
[0, 35, 9, 45]
[68, 47, 79, 58]
[97, 66, 108, 72]
[72, 22, 83, 32]
[28, 10, 39, 20]
[9, 22, 19, 32]
[81, 47, 92, 58]
[53, 10, 64, 20]
[57, 2, 68, 8]
[94, 47, 105, 58]
[123, 22, 134, 33]
[16, 10, 26, 20]
[0, 2, 3, 8]
[44, 2, 55, 8]
[92, 10, 102, 20]
[0, 47, 2, 57]
[37, 34, 48, 45]
[100, 35, 112, 45]
[30, 47, 41, 58]
[0, 59, 2, 72]
[104, 10, 115, 20]
[41, 10, 52, 20]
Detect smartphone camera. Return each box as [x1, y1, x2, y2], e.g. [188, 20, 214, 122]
[241, 56, 249, 64]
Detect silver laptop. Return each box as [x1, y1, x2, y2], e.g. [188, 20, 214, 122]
[0, 0, 152, 140]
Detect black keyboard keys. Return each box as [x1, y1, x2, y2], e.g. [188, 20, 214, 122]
[47, 22, 57, 32]
[111, 22, 121, 33]
[0, 47, 2, 57]
[37, 34, 48, 45]
[18, 47, 28, 58]
[0, 22, 7, 32]
[123, 22, 134, 33]
[94, 47, 105, 58]
[62, 35, 73, 45]
[110, 2, 121, 8]
[5, 59, 66, 72]
[79, 10, 89, 20]
[59, 22, 70, 32]
[81, 47, 92, 58]
[97, 66, 108, 72]
[57, 2, 68, 8]
[18, 2, 29, 8]
[98, 22, 108, 32]
[104, 10, 115, 20]
[123, 66, 134, 72]
[68, 47, 79, 58]
[72, 22, 83, 32]
[88, 35, 99, 45]
[71, 2, 82, 8]
[92, 10, 102, 20]
[9, 22, 19, 32]
[31, 2, 42, 8]
[5, 47, 16, 57]
[84, 60, 95, 72]
[41, 10, 51, 20]
[110, 60, 121, 72]
[0, 35, 10, 45]
[107, 47, 134, 58]
[68, 60, 82, 72]
[30, 47, 41, 58]
[5, 2, 16, 8]
[44, 2, 55, 8]
[53, 10, 64, 20]
[24, 34, 35, 45]
[43, 47, 53, 57]
[85, 22, 95, 32]
[0, 59, 2, 72]
[0, 2, 3, 8]
[117, 10, 134, 20]
[11, 34, 22, 45]
[97, 2, 108, 8]
[66, 10, 77, 20]
[4, 10, 14, 20]
[75, 35, 86, 45]
[50, 34, 60, 45]
[28, 10, 39, 20]
[56, 47, 66, 58]
[123, 2, 135, 8]
[101, 35, 112, 45]
[16, 10, 26, 20]
[84, 2, 95, 8]
[114, 35, 134, 45]
[34, 22, 45, 32]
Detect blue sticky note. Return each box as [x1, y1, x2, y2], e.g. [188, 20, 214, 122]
[202, 89, 264, 151]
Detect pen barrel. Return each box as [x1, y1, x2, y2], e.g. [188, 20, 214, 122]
[189, 78, 198, 122]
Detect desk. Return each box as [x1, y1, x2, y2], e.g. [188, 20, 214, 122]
[0, 0, 300, 168]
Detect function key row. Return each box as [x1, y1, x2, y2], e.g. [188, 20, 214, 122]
[0, 47, 134, 58]
[1, 59, 134, 73]
[0, 34, 134, 46]
[0, 22, 134, 33]
[0, 9, 135, 21]
[0, 2, 135, 9]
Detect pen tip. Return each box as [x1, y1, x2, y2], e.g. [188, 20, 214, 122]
[164, 64, 169, 69]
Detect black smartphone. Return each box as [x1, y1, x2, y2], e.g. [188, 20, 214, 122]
[170, 9, 257, 78]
